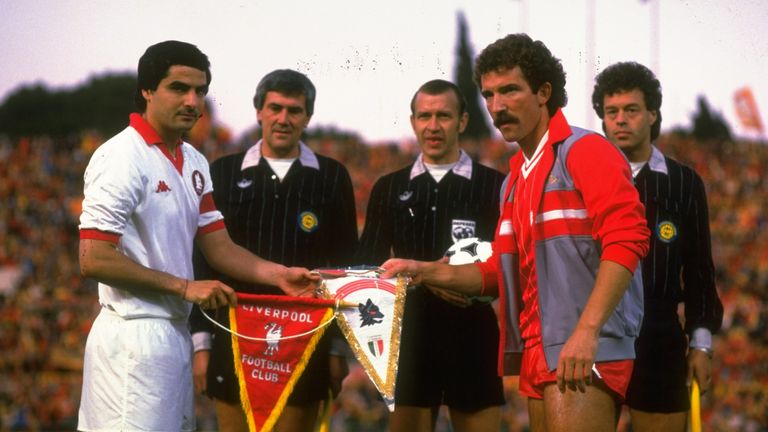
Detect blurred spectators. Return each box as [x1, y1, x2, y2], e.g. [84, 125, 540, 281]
[0, 129, 765, 431]
[0, 134, 98, 431]
[657, 134, 768, 432]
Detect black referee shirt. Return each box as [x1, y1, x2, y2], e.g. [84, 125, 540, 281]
[190, 145, 358, 332]
[635, 147, 723, 334]
[358, 156, 504, 264]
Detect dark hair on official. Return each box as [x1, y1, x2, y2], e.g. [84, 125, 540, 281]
[134, 40, 211, 112]
[473, 33, 567, 116]
[410, 79, 467, 116]
[253, 69, 316, 117]
[592, 61, 663, 141]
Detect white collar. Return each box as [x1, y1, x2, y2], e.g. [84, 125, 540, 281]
[646, 144, 668, 175]
[521, 130, 549, 178]
[410, 149, 473, 180]
[240, 140, 319, 171]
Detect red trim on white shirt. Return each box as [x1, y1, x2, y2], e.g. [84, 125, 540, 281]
[197, 220, 226, 237]
[79, 229, 120, 244]
[129, 113, 184, 175]
[199, 193, 217, 214]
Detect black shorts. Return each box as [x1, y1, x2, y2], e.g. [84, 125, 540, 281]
[625, 311, 689, 413]
[394, 288, 505, 411]
[205, 308, 332, 406]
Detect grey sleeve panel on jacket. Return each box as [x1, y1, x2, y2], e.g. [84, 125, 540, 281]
[536, 235, 644, 371]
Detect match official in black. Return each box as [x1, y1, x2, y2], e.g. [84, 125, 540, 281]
[190, 69, 357, 432]
[593, 62, 723, 432]
[358, 79, 505, 432]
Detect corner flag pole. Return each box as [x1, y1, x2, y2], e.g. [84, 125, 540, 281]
[690, 379, 701, 432]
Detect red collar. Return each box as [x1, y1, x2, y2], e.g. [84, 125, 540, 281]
[546, 109, 572, 146]
[129, 113, 184, 174]
[130, 113, 163, 145]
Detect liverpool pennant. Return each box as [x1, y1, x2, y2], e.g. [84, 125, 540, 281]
[230, 293, 336, 432]
[318, 268, 407, 411]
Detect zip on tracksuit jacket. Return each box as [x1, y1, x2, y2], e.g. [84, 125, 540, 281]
[477, 109, 650, 376]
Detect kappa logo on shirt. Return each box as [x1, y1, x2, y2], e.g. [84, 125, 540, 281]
[155, 180, 172, 193]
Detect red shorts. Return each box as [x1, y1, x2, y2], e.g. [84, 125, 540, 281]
[518, 342, 633, 402]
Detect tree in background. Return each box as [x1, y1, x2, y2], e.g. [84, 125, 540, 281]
[455, 11, 491, 141]
[692, 95, 732, 142]
[0, 73, 136, 139]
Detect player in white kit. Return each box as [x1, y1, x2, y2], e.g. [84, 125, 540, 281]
[77, 40, 320, 432]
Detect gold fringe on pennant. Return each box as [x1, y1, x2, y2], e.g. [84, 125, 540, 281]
[230, 306, 335, 432]
[229, 306, 257, 432]
[326, 275, 407, 402]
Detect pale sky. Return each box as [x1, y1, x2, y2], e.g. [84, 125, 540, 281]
[1, 0, 767, 143]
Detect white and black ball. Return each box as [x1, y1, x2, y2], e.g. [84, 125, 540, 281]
[444, 237, 493, 265]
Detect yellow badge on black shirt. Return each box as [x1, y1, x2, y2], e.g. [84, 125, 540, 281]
[299, 211, 319, 233]
[656, 220, 678, 243]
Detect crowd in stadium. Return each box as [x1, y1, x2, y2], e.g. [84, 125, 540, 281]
[0, 127, 765, 431]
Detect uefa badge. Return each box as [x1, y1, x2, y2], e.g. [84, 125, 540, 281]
[298, 211, 319, 233]
[656, 220, 678, 243]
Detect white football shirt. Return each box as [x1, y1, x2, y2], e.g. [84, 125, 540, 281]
[79, 114, 224, 319]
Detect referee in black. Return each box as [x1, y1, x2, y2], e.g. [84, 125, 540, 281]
[592, 62, 723, 432]
[190, 69, 358, 432]
[358, 79, 505, 432]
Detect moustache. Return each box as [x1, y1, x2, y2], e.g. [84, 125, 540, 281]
[493, 112, 519, 128]
[178, 110, 201, 119]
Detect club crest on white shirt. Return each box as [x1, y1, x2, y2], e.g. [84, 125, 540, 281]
[191, 170, 205, 196]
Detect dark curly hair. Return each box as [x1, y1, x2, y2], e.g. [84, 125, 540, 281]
[473, 33, 567, 116]
[135, 41, 211, 112]
[592, 62, 662, 141]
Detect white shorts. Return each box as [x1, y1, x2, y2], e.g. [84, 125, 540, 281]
[78, 308, 195, 431]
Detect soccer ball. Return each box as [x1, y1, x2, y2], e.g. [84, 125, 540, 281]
[444, 237, 493, 265]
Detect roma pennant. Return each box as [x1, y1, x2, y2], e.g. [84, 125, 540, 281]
[318, 268, 407, 411]
[230, 293, 336, 432]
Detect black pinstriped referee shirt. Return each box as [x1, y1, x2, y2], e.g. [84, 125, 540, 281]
[193, 141, 358, 294]
[634, 146, 723, 335]
[358, 151, 504, 264]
